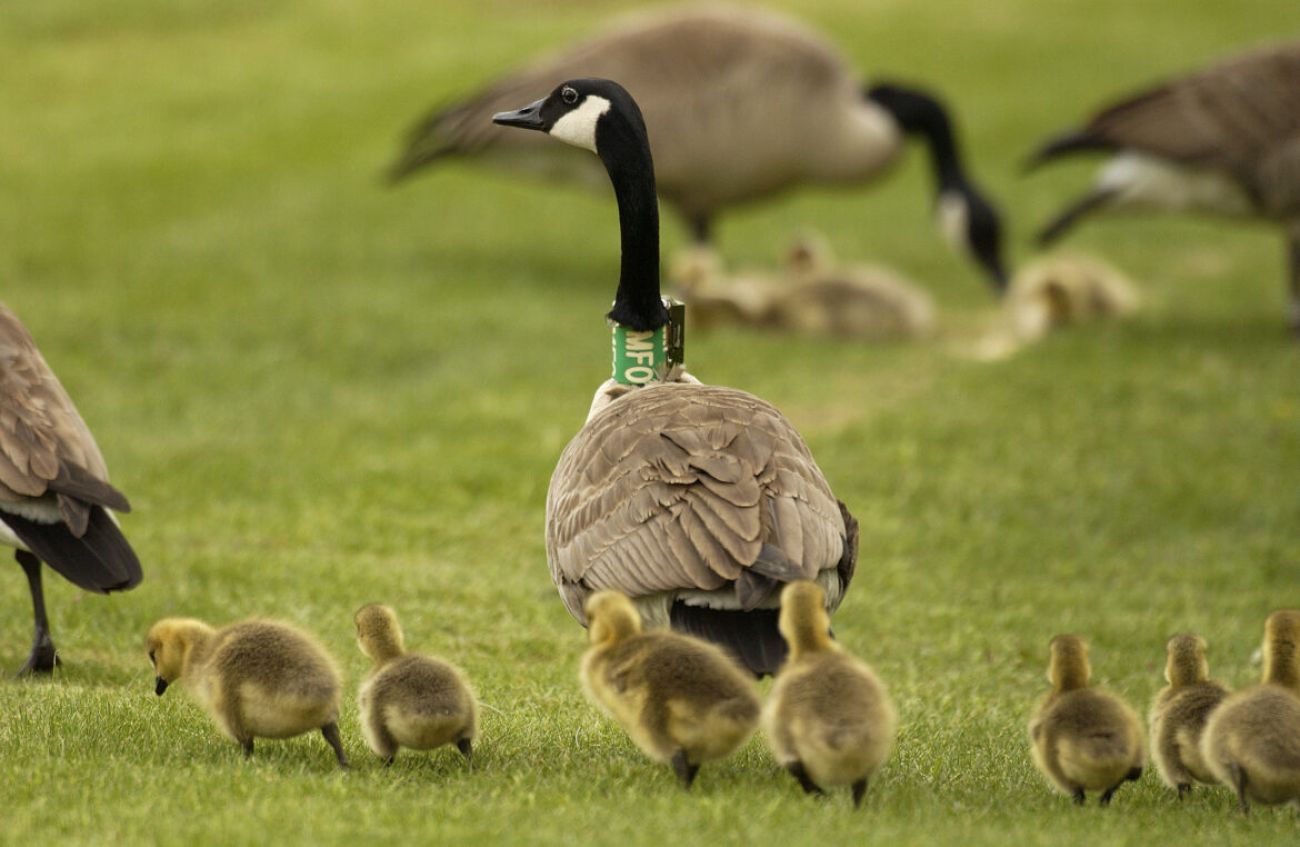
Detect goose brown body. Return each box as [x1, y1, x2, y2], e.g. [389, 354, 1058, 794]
[1029, 41, 1300, 330]
[547, 381, 857, 676]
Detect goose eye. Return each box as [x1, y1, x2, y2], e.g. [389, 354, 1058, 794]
[560, 86, 579, 105]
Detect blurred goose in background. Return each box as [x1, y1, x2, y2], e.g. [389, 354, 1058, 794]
[391, 6, 1007, 291]
[493, 78, 858, 677]
[1027, 41, 1300, 333]
[0, 305, 140, 675]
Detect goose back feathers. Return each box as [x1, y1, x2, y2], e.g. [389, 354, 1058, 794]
[546, 381, 855, 674]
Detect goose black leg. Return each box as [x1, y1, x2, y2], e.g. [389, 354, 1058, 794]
[671, 749, 699, 790]
[321, 722, 349, 769]
[457, 737, 473, 765]
[15, 550, 59, 677]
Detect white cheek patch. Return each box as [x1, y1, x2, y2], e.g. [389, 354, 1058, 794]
[549, 96, 612, 153]
[936, 190, 969, 253]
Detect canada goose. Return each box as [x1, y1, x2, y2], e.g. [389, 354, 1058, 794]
[1026, 41, 1300, 333]
[493, 78, 858, 676]
[580, 590, 760, 789]
[764, 581, 895, 807]
[0, 304, 140, 676]
[769, 234, 935, 340]
[147, 617, 348, 768]
[354, 603, 478, 766]
[1149, 634, 1231, 799]
[1200, 610, 1300, 814]
[1028, 635, 1145, 805]
[392, 6, 1007, 290]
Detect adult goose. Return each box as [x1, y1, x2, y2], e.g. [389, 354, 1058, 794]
[0, 305, 140, 674]
[1027, 41, 1300, 332]
[493, 79, 857, 676]
[394, 6, 1007, 290]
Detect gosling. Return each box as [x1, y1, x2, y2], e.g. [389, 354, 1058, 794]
[764, 581, 896, 807]
[354, 603, 478, 766]
[1200, 609, 1300, 814]
[1149, 634, 1231, 799]
[1029, 635, 1144, 805]
[146, 617, 347, 768]
[580, 590, 760, 789]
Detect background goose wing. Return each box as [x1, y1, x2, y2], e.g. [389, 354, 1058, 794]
[1078, 42, 1300, 177]
[545, 383, 846, 623]
[0, 305, 138, 591]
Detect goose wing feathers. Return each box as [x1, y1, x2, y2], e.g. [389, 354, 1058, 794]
[1080, 43, 1300, 198]
[546, 382, 847, 622]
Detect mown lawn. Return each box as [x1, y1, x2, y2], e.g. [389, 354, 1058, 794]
[1, 0, 1297, 844]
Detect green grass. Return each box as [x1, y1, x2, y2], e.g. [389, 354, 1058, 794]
[2, 0, 1299, 844]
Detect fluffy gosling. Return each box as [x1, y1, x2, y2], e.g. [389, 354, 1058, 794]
[146, 617, 347, 768]
[1149, 634, 1231, 799]
[769, 234, 935, 341]
[764, 581, 896, 807]
[1201, 610, 1300, 814]
[580, 590, 761, 789]
[354, 603, 478, 766]
[1029, 635, 1144, 805]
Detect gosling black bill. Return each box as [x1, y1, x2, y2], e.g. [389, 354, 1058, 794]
[155, 676, 169, 696]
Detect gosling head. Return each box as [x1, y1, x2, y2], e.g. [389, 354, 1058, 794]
[777, 580, 833, 656]
[354, 603, 406, 664]
[146, 618, 212, 696]
[1047, 634, 1091, 692]
[584, 590, 642, 647]
[1164, 634, 1209, 686]
[1262, 609, 1300, 689]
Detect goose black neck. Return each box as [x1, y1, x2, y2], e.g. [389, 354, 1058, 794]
[868, 83, 966, 193]
[597, 118, 666, 331]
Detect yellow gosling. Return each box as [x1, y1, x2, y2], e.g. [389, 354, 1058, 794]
[764, 581, 896, 807]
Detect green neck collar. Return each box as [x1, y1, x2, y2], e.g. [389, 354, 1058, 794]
[610, 299, 685, 385]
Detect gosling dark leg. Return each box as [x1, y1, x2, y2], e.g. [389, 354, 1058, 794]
[457, 737, 473, 765]
[1177, 783, 1192, 801]
[321, 722, 349, 769]
[671, 749, 699, 790]
[1099, 781, 1124, 806]
[1071, 787, 1086, 805]
[241, 738, 255, 758]
[15, 550, 59, 676]
[1229, 763, 1251, 816]
[851, 778, 869, 809]
[784, 761, 825, 796]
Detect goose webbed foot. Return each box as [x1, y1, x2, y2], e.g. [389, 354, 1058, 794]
[15, 635, 60, 677]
